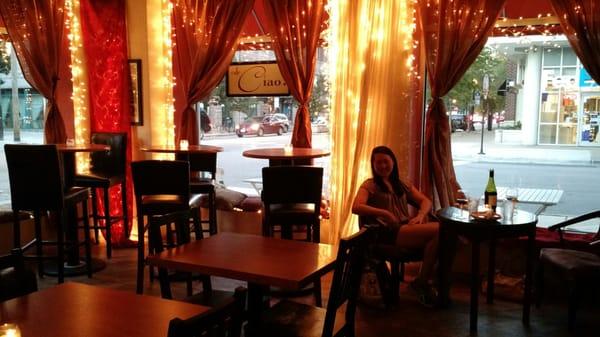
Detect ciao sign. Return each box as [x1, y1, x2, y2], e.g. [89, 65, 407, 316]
[227, 62, 290, 96]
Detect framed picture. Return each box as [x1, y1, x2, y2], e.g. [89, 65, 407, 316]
[129, 59, 143, 125]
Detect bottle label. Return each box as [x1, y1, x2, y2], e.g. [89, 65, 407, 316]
[488, 195, 497, 209]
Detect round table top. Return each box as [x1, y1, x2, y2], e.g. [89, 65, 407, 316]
[437, 206, 538, 229]
[242, 147, 330, 160]
[55, 143, 110, 152]
[141, 144, 224, 153]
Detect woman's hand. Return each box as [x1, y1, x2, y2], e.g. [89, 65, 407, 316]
[408, 212, 427, 225]
[380, 210, 400, 224]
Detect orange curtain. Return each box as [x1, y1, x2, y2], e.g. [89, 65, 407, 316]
[172, 0, 255, 145]
[0, 0, 68, 143]
[549, 0, 600, 84]
[262, 0, 325, 148]
[417, 0, 505, 208]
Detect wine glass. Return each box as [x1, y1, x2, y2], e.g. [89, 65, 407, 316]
[456, 189, 468, 210]
[505, 186, 519, 217]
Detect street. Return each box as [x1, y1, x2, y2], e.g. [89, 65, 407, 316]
[0, 129, 597, 220]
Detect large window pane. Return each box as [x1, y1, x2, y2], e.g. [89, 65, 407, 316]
[562, 48, 577, 66]
[543, 48, 561, 67]
[539, 124, 557, 144]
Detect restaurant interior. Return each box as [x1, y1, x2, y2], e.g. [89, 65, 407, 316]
[0, 0, 599, 336]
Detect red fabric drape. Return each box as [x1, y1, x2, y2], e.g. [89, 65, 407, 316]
[80, 0, 133, 245]
[172, 0, 255, 145]
[417, 0, 506, 208]
[549, 0, 600, 84]
[0, 0, 67, 143]
[262, 0, 325, 148]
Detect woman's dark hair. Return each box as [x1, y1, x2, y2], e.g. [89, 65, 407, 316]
[370, 146, 408, 196]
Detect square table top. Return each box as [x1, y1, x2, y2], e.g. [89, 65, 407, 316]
[147, 232, 338, 290]
[0, 282, 209, 337]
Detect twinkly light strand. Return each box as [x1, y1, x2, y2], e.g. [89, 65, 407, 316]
[65, 0, 90, 172]
[160, 0, 175, 152]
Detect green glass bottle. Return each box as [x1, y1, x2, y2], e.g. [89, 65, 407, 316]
[484, 169, 497, 212]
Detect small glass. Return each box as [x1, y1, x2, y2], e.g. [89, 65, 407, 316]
[179, 139, 189, 150]
[66, 138, 75, 146]
[0, 323, 21, 337]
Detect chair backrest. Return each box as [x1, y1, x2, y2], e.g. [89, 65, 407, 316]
[175, 152, 217, 179]
[0, 248, 38, 302]
[322, 228, 370, 337]
[148, 210, 193, 255]
[4, 144, 64, 210]
[131, 160, 190, 201]
[89, 132, 127, 176]
[261, 166, 323, 205]
[167, 286, 247, 337]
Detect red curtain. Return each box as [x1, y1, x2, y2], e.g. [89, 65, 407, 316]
[549, 0, 600, 84]
[0, 0, 68, 143]
[417, 0, 505, 207]
[172, 0, 255, 145]
[80, 0, 133, 245]
[262, 0, 325, 148]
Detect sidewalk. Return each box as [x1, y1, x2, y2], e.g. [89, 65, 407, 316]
[451, 129, 600, 166]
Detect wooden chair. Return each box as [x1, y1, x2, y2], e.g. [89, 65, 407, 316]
[358, 216, 423, 307]
[0, 248, 38, 302]
[131, 160, 201, 294]
[167, 286, 247, 337]
[536, 210, 600, 330]
[5, 144, 92, 283]
[74, 132, 128, 258]
[148, 209, 234, 307]
[176, 152, 218, 236]
[261, 165, 324, 305]
[254, 228, 370, 337]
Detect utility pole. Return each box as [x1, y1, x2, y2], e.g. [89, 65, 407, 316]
[479, 74, 490, 155]
[10, 44, 20, 142]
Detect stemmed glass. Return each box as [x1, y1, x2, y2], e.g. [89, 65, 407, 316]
[505, 186, 519, 217]
[456, 189, 468, 209]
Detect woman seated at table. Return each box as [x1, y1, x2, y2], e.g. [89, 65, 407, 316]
[352, 145, 438, 307]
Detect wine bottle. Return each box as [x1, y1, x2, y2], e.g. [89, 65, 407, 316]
[484, 169, 497, 212]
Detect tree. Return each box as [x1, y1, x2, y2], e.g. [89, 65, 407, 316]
[308, 73, 330, 121]
[0, 40, 10, 76]
[447, 47, 507, 131]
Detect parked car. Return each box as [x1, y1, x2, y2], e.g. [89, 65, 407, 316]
[268, 113, 290, 132]
[311, 117, 329, 133]
[236, 115, 288, 137]
[450, 113, 468, 132]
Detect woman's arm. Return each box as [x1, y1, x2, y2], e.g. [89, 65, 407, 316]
[352, 185, 399, 224]
[407, 185, 432, 224]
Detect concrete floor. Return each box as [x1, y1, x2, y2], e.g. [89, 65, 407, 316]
[29, 240, 599, 337]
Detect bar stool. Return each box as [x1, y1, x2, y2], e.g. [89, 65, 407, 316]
[74, 132, 128, 258]
[175, 152, 218, 236]
[131, 160, 201, 294]
[4, 144, 92, 283]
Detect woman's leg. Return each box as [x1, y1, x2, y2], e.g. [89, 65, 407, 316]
[396, 222, 439, 281]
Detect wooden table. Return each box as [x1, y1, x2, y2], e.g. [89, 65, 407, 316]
[436, 207, 537, 333]
[141, 144, 224, 155]
[242, 147, 330, 166]
[0, 282, 209, 337]
[147, 232, 337, 331]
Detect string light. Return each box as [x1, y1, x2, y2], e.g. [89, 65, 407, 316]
[65, 0, 90, 172]
[163, 0, 175, 147]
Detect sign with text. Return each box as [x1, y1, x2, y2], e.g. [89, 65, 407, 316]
[227, 62, 290, 96]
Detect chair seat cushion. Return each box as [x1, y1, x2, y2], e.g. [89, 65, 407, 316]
[258, 300, 344, 337]
[268, 204, 318, 224]
[540, 248, 600, 280]
[141, 195, 201, 215]
[74, 172, 124, 188]
[64, 187, 90, 205]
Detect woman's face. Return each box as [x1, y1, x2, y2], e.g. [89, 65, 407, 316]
[372, 153, 394, 178]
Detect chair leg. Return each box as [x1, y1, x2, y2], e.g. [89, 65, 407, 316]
[136, 213, 145, 294]
[57, 211, 65, 284]
[103, 187, 112, 259]
[314, 278, 322, 307]
[568, 282, 578, 331]
[535, 261, 544, 308]
[209, 191, 217, 235]
[390, 260, 400, 304]
[34, 211, 44, 278]
[91, 189, 100, 244]
[121, 180, 129, 237]
[82, 200, 93, 278]
[192, 208, 202, 240]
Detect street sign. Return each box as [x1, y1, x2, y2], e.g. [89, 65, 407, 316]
[474, 91, 481, 106]
[483, 74, 490, 99]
